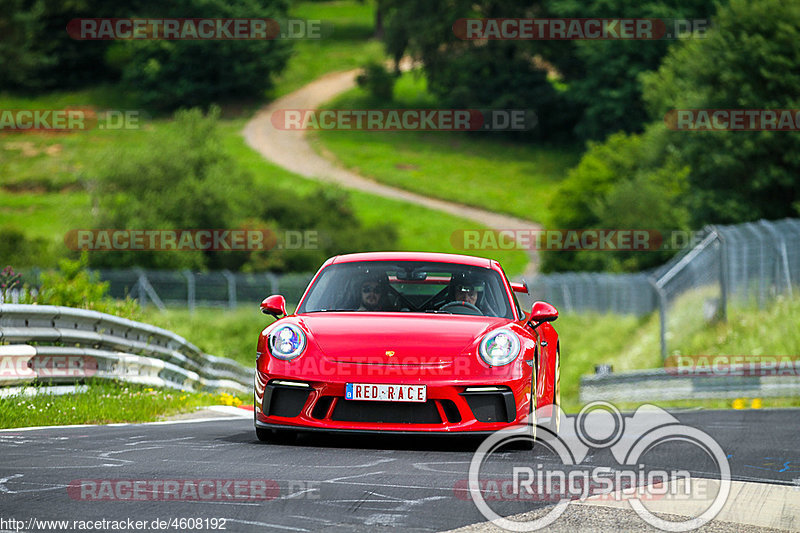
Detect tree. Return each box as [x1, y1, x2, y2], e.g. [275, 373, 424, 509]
[543, 125, 690, 272]
[381, 0, 573, 139]
[641, 0, 800, 226]
[114, 0, 291, 109]
[545, 0, 716, 140]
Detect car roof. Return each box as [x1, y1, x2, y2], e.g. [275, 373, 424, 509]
[328, 251, 496, 269]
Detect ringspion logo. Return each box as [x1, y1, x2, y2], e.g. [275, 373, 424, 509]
[469, 402, 730, 531]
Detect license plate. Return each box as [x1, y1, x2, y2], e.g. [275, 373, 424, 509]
[345, 383, 426, 402]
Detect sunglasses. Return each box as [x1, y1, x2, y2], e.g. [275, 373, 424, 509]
[361, 285, 381, 294]
[457, 285, 476, 295]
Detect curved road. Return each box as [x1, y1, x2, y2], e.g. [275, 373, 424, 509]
[242, 69, 541, 278]
[0, 409, 797, 532]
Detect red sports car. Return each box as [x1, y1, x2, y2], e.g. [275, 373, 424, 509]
[254, 252, 560, 441]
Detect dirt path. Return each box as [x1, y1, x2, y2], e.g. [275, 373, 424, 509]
[243, 69, 540, 278]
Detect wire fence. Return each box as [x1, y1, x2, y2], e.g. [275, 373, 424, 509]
[529, 218, 800, 359]
[4, 218, 798, 360]
[97, 269, 315, 311]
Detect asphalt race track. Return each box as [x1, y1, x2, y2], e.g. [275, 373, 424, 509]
[0, 409, 798, 532]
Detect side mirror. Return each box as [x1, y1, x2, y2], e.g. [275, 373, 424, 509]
[260, 295, 286, 319]
[528, 301, 558, 329]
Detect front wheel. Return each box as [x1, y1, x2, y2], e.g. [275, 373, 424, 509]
[255, 427, 272, 442]
[552, 349, 561, 433]
[255, 427, 297, 444]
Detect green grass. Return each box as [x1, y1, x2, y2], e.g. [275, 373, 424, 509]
[0, 382, 246, 429]
[270, 0, 385, 98]
[311, 71, 583, 226]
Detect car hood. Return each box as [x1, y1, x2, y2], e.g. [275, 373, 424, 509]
[298, 313, 509, 362]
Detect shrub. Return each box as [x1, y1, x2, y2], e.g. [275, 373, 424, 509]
[356, 63, 396, 102]
[34, 255, 140, 319]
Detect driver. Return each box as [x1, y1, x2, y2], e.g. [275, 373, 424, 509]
[356, 272, 390, 311]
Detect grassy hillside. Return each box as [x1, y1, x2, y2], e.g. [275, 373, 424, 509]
[312, 72, 583, 227]
[0, 1, 529, 277]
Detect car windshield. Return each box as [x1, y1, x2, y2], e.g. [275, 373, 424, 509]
[297, 261, 514, 319]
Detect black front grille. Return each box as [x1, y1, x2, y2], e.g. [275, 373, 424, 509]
[311, 396, 334, 419]
[263, 384, 311, 418]
[331, 400, 441, 424]
[440, 399, 462, 423]
[462, 390, 516, 423]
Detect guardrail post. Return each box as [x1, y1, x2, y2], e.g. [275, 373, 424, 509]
[182, 270, 195, 314]
[134, 268, 165, 311]
[266, 272, 279, 296]
[222, 270, 236, 309]
[715, 228, 728, 322]
[759, 219, 794, 298]
[648, 277, 668, 363]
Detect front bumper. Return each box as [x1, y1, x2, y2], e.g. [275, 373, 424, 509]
[254, 371, 531, 434]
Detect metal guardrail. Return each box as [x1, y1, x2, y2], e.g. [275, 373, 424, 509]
[0, 304, 252, 395]
[580, 369, 800, 403]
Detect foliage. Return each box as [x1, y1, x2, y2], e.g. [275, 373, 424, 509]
[0, 226, 53, 268]
[381, 0, 575, 140]
[544, 0, 716, 140]
[641, 0, 800, 226]
[0, 0, 291, 108]
[32, 255, 141, 319]
[113, 0, 291, 110]
[89, 107, 397, 273]
[0, 0, 117, 91]
[356, 63, 396, 102]
[90, 107, 252, 270]
[544, 124, 690, 272]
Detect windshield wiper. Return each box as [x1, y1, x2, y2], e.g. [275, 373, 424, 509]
[311, 308, 359, 312]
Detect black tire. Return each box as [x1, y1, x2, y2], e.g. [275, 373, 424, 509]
[553, 349, 561, 434]
[255, 427, 272, 442]
[255, 427, 297, 444]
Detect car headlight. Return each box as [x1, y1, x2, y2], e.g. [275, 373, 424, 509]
[479, 328, 521, 366]
[268, 324, 306, 360]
